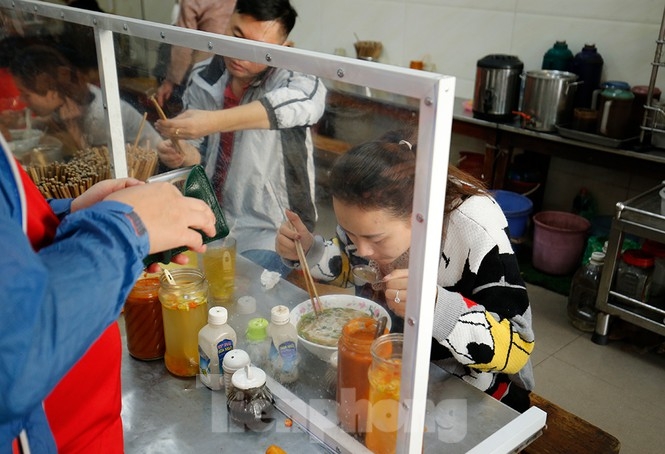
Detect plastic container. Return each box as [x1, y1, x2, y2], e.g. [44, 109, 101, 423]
[542, 41, 574, 71]
[532, 211, 591, 275]
[198, 307, 237, 390]
[365, 333, 403, 454]
[336, 317, 379, 434]
[267, 305, 299, 384]
[245, 317, 270, 369]
[567, 251, 605, 332]
[124, 276, 165, 360]
[571, 44, 604, 108]
[159, 269, 209, 377]
[615, 249, 654, 302]
[491, 190, 533, 239]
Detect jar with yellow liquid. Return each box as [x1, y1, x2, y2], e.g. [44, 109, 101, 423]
[365, 333, 403, 454]
[201, 237, 236, 306]
[159, 268, 209, 377]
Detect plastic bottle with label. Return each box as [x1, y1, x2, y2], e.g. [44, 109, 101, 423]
[198, 306, 237, 390]
[567, 251, 605, 332]
[267, 305, 299, 384]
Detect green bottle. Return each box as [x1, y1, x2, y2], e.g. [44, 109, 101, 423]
[542, 41, 574, 71]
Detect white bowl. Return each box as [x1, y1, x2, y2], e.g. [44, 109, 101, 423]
[290, 294, 392, 362]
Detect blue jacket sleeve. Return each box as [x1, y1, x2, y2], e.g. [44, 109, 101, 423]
[0, 200, 149, 421]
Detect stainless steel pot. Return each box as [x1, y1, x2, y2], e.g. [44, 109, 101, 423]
[472, 54, 523, 122]
[520, 70, 580, 131]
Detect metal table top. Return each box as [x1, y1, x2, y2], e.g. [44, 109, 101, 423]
[120, 257, 545, 453]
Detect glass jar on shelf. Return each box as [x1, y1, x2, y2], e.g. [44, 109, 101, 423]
[614, 249, 654, 302]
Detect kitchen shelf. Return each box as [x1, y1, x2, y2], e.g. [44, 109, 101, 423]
[593, 182, 665, 344]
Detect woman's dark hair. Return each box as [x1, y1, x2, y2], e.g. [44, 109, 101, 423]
[328, 129, 486, 219]
[9, 44, 91, 106]
[235, 0, 298, 36]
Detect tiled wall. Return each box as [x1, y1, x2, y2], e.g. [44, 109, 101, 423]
[290, 0, 665, 215]
[121, 0, 665, 215]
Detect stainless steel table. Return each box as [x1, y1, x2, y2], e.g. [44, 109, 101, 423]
[120, 257, 545, 453]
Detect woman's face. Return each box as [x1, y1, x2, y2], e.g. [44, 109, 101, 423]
[333, 198, 411, 267]
[14, 78, 61, 116]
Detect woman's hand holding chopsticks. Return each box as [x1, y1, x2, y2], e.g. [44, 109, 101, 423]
[275, 209, 315, 262]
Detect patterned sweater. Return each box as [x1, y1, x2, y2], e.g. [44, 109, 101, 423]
[301, 194, 535, 400]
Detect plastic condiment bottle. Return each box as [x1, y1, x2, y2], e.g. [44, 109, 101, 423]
[227, 365, 275, 431]
[245, 317, 270, 369]
[222, 349, 251, 397]
[567, 251, 605, 332]
[337, 317, 379, 434]
[198, 307, 237, 390]
[267, 305, 299, 384]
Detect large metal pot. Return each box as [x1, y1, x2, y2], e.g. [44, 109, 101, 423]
[472, 54, 523, 123]
[520, 70, 580, 131]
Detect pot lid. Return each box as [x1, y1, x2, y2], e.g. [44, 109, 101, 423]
[477, 54, 523, 70]
[525, 69, 578, 80]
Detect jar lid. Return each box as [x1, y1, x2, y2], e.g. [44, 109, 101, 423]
[477, 54, 523, 70]
[208, 306, 228, 325]
[622, 249, 655, 268]
[222, 349, 251, 373]
[270, 305, 290, 324]
[231, 365, 267, 390]
[246, 318, 269, 341]
[237, 296, 257, 315]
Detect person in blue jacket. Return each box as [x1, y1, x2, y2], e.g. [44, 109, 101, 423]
[0, 131, 216, 453]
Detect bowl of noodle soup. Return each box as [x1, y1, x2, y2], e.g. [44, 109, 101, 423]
[290, 294, 391, 362]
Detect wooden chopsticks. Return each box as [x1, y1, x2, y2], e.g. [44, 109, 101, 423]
[149, 95, 184, 156]
[294, 236, 323, 316]
[268, 181, 322, 316]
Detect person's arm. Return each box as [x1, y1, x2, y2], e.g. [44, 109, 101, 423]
[0, 201, 148, 421]
[432, 246, 535, 375]
[0, 180, 215, 420]
[155, 72, 327, 139]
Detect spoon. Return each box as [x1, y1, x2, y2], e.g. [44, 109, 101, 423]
[352, 264, 382, 285]
[374, 316, 388, 339]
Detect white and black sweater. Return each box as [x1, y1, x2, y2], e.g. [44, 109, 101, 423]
[302, 194, 535, 402]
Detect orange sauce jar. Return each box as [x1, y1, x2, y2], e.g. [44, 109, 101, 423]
[365, 333, 403, 454]
[124, 276, 165, 360]
[337, 317, 379, 433]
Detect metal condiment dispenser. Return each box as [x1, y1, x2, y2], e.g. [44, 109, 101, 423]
[227, 365, 274, 431]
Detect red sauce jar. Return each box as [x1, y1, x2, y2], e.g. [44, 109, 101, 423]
[337, 317, 381, 434]
[124, 276, 165, 360]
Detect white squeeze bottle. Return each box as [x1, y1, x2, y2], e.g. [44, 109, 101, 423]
[267, 305, 299, 384]
[198, 306, 237, 390]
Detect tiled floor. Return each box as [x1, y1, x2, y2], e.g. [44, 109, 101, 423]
[528, 284, 665, 454]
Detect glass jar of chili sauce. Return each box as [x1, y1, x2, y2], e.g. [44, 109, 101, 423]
[337, 317, 381, 434]
[124, 275, 165, 360]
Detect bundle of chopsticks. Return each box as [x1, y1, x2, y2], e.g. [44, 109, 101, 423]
[126, 142, 158, 181]
[27, 147, 111, 198]
[354, 40, 383, 61]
